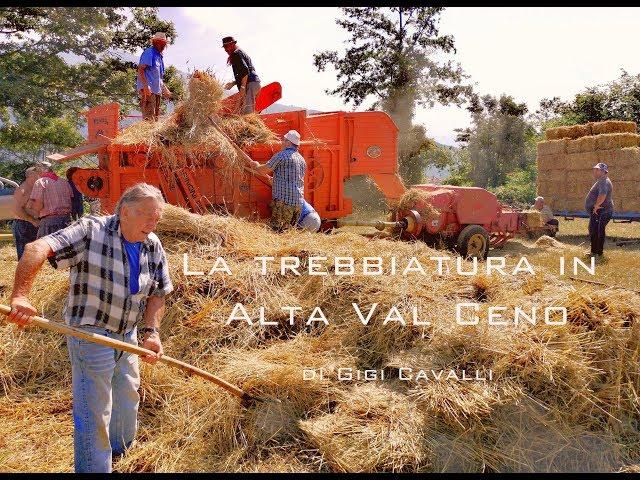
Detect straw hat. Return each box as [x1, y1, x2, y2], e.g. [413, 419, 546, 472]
[151, 32, 168, 44]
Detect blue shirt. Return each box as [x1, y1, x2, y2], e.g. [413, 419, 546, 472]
[136, 46, 165, 95]
[266, 146, 306, 206]
[585, 176, 614, 214]
[122, 237, 142, 295]
[299, 199, 314, 223]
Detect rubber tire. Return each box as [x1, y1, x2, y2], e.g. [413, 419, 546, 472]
[457, 224, 490, 260]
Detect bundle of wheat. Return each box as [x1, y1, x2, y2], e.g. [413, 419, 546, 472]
[113, 71, 278, 172]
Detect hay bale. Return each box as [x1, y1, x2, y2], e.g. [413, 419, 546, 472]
[565, 152, 599, 171]
[616, 181, 640, 199]
[565, 177, 595, 196]
[536, 154, 564, 172]
[537, 139, 567, 156]
[520, 210, 544, 228]
[595, 133, 640, 151]
[567, 135, 597, 154]
[537, 175, 566, 198]
[618, 197, 640, 212]
[545, 124, 591, 140]
[564, 197, 586, 211]
[590, 120, 637, 135]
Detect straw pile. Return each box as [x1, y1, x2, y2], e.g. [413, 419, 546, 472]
[396, 188, 441, 221]
[1, 205, 639, 472]
[113, 71, 278, 170]
[537, 120, 640, 212]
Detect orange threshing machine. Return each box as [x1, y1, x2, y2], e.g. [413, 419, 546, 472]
[50, 85, 406, 228]
[48, 85, 545, 259]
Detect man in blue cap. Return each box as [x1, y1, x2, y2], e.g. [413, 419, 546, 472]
[585, 162, 614, 257]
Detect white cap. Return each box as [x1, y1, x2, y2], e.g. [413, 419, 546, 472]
[535, 196, 544, 202]
[151, 32, 168, 43]
[284, 130, 301, 146]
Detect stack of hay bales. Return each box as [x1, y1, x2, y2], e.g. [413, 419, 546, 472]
[537, 120, 640, 213]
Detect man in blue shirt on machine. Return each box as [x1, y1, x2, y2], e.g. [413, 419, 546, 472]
[136, 32, 172, 121]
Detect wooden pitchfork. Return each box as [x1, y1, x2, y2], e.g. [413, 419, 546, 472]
[0, 304, 278, 406]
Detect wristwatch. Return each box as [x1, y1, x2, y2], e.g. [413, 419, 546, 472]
[140, 326, 160, 336]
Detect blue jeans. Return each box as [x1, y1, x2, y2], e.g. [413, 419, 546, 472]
[36, 214, 71, 239]
[66, 325, 140, 473]
[11, 219, 38, 260]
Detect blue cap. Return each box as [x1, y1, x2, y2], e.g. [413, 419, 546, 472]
[592, 162, 608, 173]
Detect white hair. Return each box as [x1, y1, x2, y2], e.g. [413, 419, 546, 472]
[115, 183, 165, 216]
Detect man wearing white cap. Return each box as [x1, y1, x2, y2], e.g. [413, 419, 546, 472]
[532, 196, 558, 229]
[252, 130, 306, 231]
[136, 32, 172, 121]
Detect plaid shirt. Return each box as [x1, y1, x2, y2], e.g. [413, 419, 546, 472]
[30, 175, 73, 218]
[43, 214, 173, 333]
[266, 146, 306, 206]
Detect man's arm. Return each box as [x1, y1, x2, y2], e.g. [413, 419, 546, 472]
[25, 197, 43, 220]
[593, 193, 607, 213]
[13, 188, 39, 224]
[140, 295, 165, 364]
[251, 160, 272, 174]
[137, 64, 151, 97]
[7, 238, 53, 326]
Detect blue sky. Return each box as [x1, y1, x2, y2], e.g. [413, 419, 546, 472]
[157, 7, 640, 145]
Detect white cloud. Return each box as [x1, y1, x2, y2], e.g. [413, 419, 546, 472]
[161, 7, 640, 146]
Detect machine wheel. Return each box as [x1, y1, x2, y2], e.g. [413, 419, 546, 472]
[457, 225, 490, 260]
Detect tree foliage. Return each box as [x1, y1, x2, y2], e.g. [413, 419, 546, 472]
[314, 7, 471, 184]
[0, 7, 182, 164]
[536, 70, 640, 129]
[454, 94, 535, 189]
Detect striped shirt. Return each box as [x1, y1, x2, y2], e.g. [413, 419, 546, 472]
[30, 175, 73, 218]
[43, 214, 173, 333]
[266, 146, 306, 206]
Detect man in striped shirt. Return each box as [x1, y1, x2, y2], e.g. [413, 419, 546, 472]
[26, 161, 74, 238]
[252, 130, 306, 231]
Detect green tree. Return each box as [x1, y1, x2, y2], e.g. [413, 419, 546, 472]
[536, 70, 640, 130]
[313, 7, 471, 185]
[0, 7, 183, 172]
[455, 94, 535, 189]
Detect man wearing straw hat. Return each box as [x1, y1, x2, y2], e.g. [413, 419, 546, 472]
[585, 162, 614, 257]
[6, 183, 173, 473]
[251, 130, 306, 231]
[222, 36, 261, 114]
[137, 32, 172, 121]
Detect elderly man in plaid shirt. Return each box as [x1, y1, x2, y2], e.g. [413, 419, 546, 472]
[7, 183, 173, 473]
[252, 129, 307, 231]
